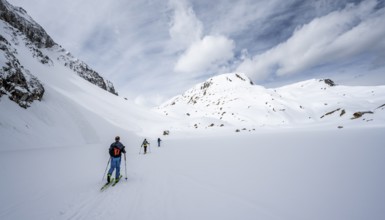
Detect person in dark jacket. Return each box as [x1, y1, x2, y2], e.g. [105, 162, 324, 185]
[107, 136, 126, 183]
[157, 138, 161, 147]
[141, 138, 150, 154]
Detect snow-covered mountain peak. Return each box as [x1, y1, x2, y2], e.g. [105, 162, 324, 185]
[203, 72, 254, 87]
[160, 73, 255, 107]
[155, 73, 385, 132]
[194, 72, 253, 92]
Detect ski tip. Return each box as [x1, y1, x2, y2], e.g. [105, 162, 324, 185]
[100, 178, 115, 191]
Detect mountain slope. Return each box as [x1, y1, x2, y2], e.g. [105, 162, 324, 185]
[0, 0, 117, 109]
[0, 46, 168, 149]
[155, 73, 385, 132]
[0, 0, 167, 149]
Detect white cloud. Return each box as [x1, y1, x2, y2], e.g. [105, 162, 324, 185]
[236, 0, 385, 80]
[168, 0, 203, 49]
[168, 0, 235, 75]
[202, 0, 285, 36]
[174, 35, 235, 73]
[7, 0, 385, 107]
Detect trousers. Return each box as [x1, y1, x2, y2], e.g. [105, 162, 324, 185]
[108, 157, 121, 179]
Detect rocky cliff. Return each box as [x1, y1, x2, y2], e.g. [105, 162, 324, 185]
[0, 0, 117, 108]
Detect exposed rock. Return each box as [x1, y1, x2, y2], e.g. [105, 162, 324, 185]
[320, 108, 341, 118]
[376, 104, 385, 110]
[236, 73, 254, 85]
[0, 0, 55, 48]
[201, 81, 212, 90]
[352, 111, 373, 119]
[321, 79, 336, 87]
[57, 52, 118, 95]
[0, 35, 44, 108]
[105, 79, 117, 95]
[0, 0, 119, 108]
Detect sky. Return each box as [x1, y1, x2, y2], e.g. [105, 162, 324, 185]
[7, 0, 385, 107]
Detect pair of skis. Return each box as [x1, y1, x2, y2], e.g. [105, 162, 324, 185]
[100, 175, 122, 191]
[101, 155, 128, 191]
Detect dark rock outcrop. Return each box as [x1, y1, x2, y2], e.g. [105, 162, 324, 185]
[0, 0, 55, 48]
[321, 79, 336, 87]
[0, 0, 119, 108]
[352, 111, 373, 119]
[57, 51, 118, 95]
[0, 35, 44, 108]
[376, 104, 385, 110]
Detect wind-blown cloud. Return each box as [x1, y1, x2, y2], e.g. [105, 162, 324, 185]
[167, 0, 235, 75]
[236, 0, 385, 80]
[174, 35, 235, 73]
[7, 0, 385, 107]
[168, 0, 203, 49]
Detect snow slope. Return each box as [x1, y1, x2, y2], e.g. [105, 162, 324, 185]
[1, 127, 384, 220]
[0, 28, 168, 149]
[155, 73, 385, 133]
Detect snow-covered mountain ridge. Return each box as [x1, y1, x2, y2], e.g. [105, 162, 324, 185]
[155, 73, 385, 131]
[0, 0, 170, 150]
[0, 0, 117, 108]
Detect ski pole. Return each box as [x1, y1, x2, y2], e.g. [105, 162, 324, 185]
[124, 153, 128, 180]
[139, 145, 142, 154]
[102, 157, 111, 182]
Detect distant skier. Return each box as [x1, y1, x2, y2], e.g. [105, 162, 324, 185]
[157, 138, 161, 147]
[107, 136, 126, 183]
[141, 138, 150, 154]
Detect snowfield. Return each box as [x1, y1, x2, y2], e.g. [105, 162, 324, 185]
[1, 127, 384, 220]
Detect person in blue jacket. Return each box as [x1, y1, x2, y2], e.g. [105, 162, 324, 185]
[107, 136, 126, 183]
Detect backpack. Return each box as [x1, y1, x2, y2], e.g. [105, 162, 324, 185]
[110, 146, 121, 157]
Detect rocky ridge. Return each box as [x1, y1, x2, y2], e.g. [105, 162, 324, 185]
[0, 0, 117, 108]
